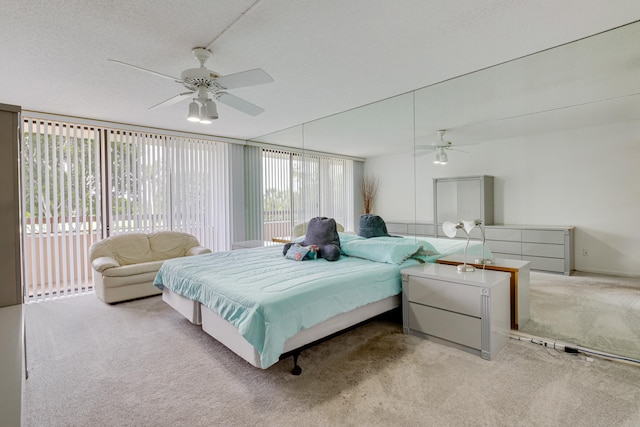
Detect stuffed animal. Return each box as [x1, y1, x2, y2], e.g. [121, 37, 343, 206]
[283, 217, 341, 261]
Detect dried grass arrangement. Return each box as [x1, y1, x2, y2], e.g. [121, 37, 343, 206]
[360, 174, 379, 214]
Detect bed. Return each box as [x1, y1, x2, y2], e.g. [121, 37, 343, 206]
[153, 233, 489, 373]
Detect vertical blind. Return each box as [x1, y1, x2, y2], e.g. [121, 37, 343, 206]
[261, 148, 356, 241]
[22, 118, 231, 301]
[243, 145, 263, 240]
[21, 120, 101, 300]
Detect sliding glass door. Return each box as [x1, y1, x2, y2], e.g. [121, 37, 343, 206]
[21, 120, 101, 301]
[21, 118, 230, 301]
[261, 148, 356, 241]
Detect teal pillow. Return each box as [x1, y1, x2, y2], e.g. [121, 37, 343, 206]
[341, 237, 428, 264]
[368, 236, 440, 256]
[337, 232, 365, 243]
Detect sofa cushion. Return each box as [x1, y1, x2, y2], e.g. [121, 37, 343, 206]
[100, 260, 166, 277]
[94, 233, 154, 266]
[149, 231, 200, 260]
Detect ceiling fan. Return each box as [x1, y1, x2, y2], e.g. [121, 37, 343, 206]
[414, 130, 471, 164]
[109, 47, 273, 122]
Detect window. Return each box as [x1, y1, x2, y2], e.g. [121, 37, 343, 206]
[261, 148, 356, 241]
[21, 118, 231, 301]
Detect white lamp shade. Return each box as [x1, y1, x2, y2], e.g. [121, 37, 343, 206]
[187, 101, 200, 122]
[206, 100, 218, 120]
[198, 104, 211, 124]
[439, 152, 447, 164]
[462, 220, 476, 233]
[442, 221, 459, 238]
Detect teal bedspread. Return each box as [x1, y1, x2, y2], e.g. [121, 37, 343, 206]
[153, 235, 490, 368]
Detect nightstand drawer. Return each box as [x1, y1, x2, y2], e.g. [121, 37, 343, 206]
[408, 303, 481, 350]
[407, 276, 482, 317]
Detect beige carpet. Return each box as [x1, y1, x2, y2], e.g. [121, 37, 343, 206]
[520, 271, 640, 361]
[24, 293, 640, 426]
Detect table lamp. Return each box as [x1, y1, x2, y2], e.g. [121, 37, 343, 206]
[442, 220, 475, 272]
[469, 219, 492, 265]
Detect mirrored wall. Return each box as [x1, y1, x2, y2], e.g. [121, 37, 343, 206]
[250, 21, 640, 361]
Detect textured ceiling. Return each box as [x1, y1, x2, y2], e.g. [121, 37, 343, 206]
[1, 0, 639, 157]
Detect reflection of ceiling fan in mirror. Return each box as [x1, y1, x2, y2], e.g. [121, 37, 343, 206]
[415, 130, 473, 164]
[108, 47, 273, 123]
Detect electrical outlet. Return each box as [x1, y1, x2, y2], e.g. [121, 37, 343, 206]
[582, 249, 589, 257]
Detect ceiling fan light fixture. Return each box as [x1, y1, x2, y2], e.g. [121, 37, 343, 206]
[206, 100, 218, 120]
[199, 103, 212, 124]
[187, 101, 200, 122]
[440, 152, 448, 164]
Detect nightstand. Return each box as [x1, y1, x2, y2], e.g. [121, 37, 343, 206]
[436, 255, 530, 329]
[401, 263, 510, 360]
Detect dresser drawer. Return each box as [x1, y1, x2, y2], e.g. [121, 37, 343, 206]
[522, 242, 565, 258]
[523, 255, 565, 273]
[484, 228, 521, 241]
[386, 222, 408, 234]
[522, 229, 565, 244]
[407, 276, 482, 317]
[408, 303, 482, 350]
[486, 240, 521, 255]
[408, 223, 435, 236]
[490, 252, 522, 261]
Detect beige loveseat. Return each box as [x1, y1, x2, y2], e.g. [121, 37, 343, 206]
[89, 231, 211, 303]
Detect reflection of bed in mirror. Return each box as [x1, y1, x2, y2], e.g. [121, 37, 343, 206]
[153, 234, 490, 373]
[251, 22, 640, 363]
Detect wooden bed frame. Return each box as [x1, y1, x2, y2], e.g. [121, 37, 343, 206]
[162, 287, 399, 374]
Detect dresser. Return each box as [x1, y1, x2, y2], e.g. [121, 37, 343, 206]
[401, 263, 510, 360]
[484, 225, 574, 275]
[386, 220, 574, 275]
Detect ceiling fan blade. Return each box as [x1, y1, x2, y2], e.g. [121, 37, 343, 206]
[214, 68, 274, 89]
[216, 92, 265, 116]
[148, 92, 193, 110]
[108, 59, 181, 82]
[448, 147, 470, 154]
[414, 145, 437, 151]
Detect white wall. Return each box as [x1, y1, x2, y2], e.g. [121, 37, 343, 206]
[366, 119, 640, 276]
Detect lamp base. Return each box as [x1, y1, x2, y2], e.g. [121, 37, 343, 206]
[457, 264, 475, 273]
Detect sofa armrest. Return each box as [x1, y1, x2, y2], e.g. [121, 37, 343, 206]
[92, 256, 120, 273]
[186, 246, 212, 256]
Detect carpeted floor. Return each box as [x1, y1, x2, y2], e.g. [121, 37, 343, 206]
[24, 292, 640, 427]
[520, 271, 640, 360]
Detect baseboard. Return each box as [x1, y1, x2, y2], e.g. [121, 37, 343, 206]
[573, 268, 640, 279]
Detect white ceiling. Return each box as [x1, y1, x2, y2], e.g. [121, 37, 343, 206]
[1, 0, 640, 158]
